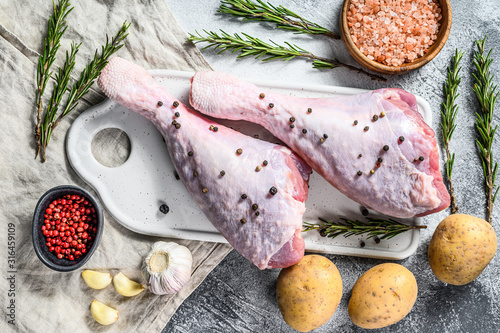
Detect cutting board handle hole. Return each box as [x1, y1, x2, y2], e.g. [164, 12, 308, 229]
[91, 128, 131, 168]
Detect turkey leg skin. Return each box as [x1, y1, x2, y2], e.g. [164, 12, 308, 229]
[97, 58, 311, 269]
[190, 71, 450, 218]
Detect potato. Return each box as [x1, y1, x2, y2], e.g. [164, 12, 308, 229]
[276, 255, 342, 332]
[348, 263, 417, 329]
[428, 214, 497, 285]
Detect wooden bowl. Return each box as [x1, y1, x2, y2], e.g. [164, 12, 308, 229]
[340, 0, 452, 75]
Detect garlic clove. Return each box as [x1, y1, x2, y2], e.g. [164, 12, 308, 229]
[142, 241, 193, 295]
[90, 300, 119, 325]
[82, 270, 112, 290]
[113, 272, 145, 297]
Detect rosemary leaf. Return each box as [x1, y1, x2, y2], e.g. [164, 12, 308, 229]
[187, 30, 385, 81]
[303, 218, 426, 240]
[472, 35, 499, 224]
[219, 0, 339, 39]
[441, 49, 463, 213]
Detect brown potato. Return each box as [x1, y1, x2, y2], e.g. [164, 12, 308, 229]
[428, 214, 497, 285]
[276, 255, 342, 332]
[348, 263, 417, 329]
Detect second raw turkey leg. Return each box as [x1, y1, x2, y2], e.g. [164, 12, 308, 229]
[190, 71, 450, 218]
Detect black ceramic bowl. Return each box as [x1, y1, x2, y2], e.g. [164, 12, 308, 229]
[32, 185, 103, 272]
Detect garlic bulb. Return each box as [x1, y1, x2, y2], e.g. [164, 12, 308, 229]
[142, 241, 192, 295]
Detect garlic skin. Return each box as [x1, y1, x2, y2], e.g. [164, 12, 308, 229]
[142, 241, 193, 295]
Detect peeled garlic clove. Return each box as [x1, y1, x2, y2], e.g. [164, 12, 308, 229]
[142, 241, 192, 295]
[113, 272, 145, 297]
[90, 300, 119, 325]
[82, 270, 112, 289]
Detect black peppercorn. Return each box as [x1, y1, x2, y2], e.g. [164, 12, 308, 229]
[236, 148, 243, 155]
[307, 108, 312, 113]
[240, 218, 247, 224]
[399, 136, 405, 142]
[159, 204, 169, 214]
[241, 194, 247, 199]
[302, 129, 307, 134]
[383, 145, 389, 151]
[263, 160, 268, 166]
[364, 126, 369, 131]
[173, 101, 179, 108]
[188, 151, 193, 156]
[357, 171, 362, 176]
[269, 103, 274, 108]
[269, 186, 277, 195]
[252, 204, 258, 210]
[378, 157, 383, 163]
[419, 156, 425, 161]
[157, 101, 163, 107]
[259, 93, 265, 99]
[175, 112, 180, 117]
[289, 117, 295, 123]
[220, 170, 225, 177]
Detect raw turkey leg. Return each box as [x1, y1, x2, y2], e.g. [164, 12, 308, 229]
[190, 71, 450, 218]
[97, 58, 311, 269]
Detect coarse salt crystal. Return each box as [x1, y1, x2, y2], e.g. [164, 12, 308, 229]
[347, 0, 441, 66]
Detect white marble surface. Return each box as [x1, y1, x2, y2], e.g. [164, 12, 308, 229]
[162, 0, 500, 332]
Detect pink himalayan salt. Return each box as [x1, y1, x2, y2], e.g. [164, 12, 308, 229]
[347, 0, 442, 67]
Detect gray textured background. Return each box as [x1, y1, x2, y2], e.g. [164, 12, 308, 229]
[162, 0, 500, 332]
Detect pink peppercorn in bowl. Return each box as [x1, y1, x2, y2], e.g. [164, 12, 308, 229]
[340, 0, 452, 75]
[32, 185, 103, 272]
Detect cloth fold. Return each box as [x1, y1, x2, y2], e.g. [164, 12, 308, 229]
[0, 1, 231, 332]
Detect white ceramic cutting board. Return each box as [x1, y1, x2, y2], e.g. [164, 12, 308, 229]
[67, 70, 432, 260]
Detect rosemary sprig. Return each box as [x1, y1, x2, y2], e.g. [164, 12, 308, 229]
[40, 42, 80, 155]
[39, 21, 130, 162]
[303, 217, 427, 240]
[187, 30, 385, 81]
[472, 35, 499, 224]
[35, 0, 73, 159]
[441, 49, 463, 214]
[219, 0, 339, 39]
